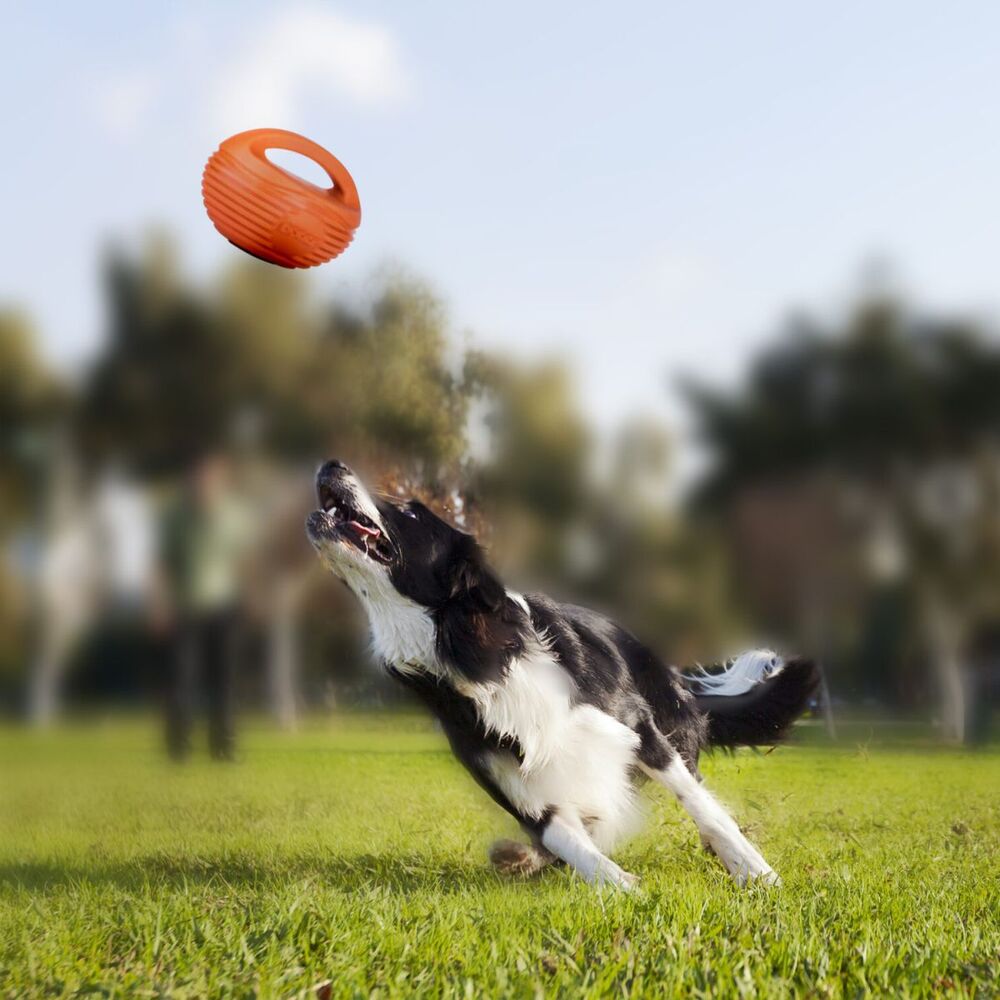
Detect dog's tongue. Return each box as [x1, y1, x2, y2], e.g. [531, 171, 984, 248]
[347, 520, 380, 540]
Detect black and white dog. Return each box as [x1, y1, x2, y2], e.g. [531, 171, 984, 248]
[307, 460, 819, 889]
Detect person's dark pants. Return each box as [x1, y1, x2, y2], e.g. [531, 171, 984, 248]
[166, 609, 238, 761]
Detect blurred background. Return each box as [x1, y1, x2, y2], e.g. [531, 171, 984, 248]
[2, 1, 999, 747]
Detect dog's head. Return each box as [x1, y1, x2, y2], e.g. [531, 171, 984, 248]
[305, 459, 502, 608]
[306, 460, 521, 680]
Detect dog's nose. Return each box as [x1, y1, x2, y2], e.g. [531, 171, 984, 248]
[317, 459, 350, 483]
[316, 460, 352, 509]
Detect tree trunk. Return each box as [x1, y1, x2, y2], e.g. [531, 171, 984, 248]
[28, 629, 66, 726]
[28, 440, 89, 726]
[267, 574, 306, 730]
[925, 599, 965, 743]
[818, 672, 837, 740]
[799, 576, 837, 739]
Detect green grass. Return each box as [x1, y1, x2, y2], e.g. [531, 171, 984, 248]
[1, 715, 997, 998]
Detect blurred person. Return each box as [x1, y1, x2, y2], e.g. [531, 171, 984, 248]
[157, 452, 252, 761]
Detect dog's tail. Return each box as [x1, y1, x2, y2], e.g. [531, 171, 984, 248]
[680, 650, 821, 748]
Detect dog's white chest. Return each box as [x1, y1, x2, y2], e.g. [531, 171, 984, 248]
[474, 649, 642, 851]
[355, 578, 437, 673]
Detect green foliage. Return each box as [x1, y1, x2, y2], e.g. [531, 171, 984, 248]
[466, 351, 591, 524]
[80, 241, 469, 477]
[1, 718, 996, 998]
[325, 275, 467, 471]
[684, 293, 1000, 689]
[463, 352, 595, 591]
[0, 312, 66, 683]
[82, 237, 239, 474]
[0, 310, 64, 527]
[0, 238, 742, 704]
[687, 297, 1000, 502]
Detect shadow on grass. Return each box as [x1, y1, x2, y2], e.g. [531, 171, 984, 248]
[0, 853, 497, 895]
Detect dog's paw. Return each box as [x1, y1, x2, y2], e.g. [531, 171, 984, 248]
[489, 839, 552, 877]
[725, 853, 780, 887]
[705, 831, 778, 887]
[595, 861, 641, 892]
[733, 866, 781, 888]
[617, 869, 642, 892]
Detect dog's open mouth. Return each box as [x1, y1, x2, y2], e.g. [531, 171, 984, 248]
[310, 497, 395, 565]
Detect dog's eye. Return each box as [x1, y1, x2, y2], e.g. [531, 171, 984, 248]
[402, 508, 419, 520]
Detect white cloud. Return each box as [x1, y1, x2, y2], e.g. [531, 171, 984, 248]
[91, 71, 158, 139]
[210, 6, 408, 132]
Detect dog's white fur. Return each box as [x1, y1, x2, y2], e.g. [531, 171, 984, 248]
[312, 517, 437, 676]
[479, 644, 643, 852]
[541, 814, 639, 890]
[687, 648, 784, 696]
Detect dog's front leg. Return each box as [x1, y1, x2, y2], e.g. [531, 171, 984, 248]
[540, 813, 638, 891]
[641, 758, 778, 886]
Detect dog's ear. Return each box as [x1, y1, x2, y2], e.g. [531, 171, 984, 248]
[435, 534, 523, 684]
[447, 533, 505, 611]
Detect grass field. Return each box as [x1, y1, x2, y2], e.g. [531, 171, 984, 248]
[1, 714, 997, 998]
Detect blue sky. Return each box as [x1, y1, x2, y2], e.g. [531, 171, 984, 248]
[3, 1, 999, 447]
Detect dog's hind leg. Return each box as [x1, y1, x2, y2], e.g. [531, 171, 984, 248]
[539, 813, 639, 891]
[640, 756, 778, 886]
[488, 839, 555, 877]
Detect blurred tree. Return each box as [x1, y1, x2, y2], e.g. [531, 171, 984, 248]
[16, 233, 748, 723]
[687, 293, 1000, 738]
[0, 310, 65, 528]
[82, 241, 469, 478]
[569, 418, 679, 649]
[313, 272, 468, 474]
[597, 418, 739, 660]
[463, 352, 590, 582]
[81, 235, 237, 475]
[233, 268, 470, 725]
[0, 311, 66, 700]
[78, 239, 473, 726]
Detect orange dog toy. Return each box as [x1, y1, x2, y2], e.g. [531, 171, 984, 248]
[202, 129, 361, 269]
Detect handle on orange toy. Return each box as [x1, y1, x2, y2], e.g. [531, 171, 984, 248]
[240, 128, 361, 226]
